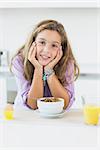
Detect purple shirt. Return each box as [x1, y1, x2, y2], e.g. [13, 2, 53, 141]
[12, 55, 75, 110]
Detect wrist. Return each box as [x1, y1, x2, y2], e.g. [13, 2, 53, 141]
[43, 68, 55, 81]
[35, 67, 43, 75]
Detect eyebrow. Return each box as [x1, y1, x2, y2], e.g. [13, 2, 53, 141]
[37, 38, 61, 44]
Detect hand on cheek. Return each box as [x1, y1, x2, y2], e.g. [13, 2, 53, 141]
[28, 42, 42, 69]
[57, 46, 63, 59]
[45, 46, 63, 70]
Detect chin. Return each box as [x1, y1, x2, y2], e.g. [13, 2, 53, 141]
[39, 61, 50, 66]
[41, 63, 49, 66]
[40, 63, 49, 66]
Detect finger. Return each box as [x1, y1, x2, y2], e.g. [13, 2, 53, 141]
[59, 46, 63, 57]
[29, 42, 36, 55]
[32, 42, 37, 57]
[32, 47, 37, 59]
[28, 42, 36, 59]
[32, 41, 36, 46]
[28, 46, 33, 59]
[57, 46, 63, 59]
[53, 49, 62, 65]
[28, 48, 36, 63]
[55, 49, 62, 60]
[51, 53, 60, 67]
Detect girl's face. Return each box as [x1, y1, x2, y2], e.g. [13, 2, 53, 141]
[35, 29, 61, 66]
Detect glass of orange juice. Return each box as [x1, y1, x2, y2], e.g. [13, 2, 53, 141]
[82, 96, 100, 125]
[4, 104, 14, 120]
[83, 104, 99, 125]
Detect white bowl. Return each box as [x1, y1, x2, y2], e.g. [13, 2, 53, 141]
[37, 97, 64, 114]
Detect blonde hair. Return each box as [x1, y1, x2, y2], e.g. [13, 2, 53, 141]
[11, 19, 79, 85]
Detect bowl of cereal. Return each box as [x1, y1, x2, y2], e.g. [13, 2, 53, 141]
[37, 97, 64, 114]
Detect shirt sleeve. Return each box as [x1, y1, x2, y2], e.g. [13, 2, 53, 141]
[64, 61, 75, 110]
[11, 55, 31, 105]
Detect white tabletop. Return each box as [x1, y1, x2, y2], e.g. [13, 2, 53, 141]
[0, 107, 100, 149]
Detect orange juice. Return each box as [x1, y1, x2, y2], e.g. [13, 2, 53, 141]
[4, 110, 14, 120]
[83, 105, 99, 125]
[97, 107, 100, 116]
[4, 104, 14, 120]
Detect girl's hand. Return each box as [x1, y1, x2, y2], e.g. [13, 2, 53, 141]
[45, 46, 63, 70]
[28, 42, 42, 69]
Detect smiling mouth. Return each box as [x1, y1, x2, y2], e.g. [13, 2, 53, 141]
[40, 55, 51, 60]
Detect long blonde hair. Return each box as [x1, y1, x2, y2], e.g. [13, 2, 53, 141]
[11, 19, 79, 85]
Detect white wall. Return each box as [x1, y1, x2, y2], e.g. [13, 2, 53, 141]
[0, 8, 99, 66]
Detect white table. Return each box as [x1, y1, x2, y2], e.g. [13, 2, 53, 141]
[0, 107, 100, 149]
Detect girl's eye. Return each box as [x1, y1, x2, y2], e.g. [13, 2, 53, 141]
[40, 41, 45, 45]
[37, 41, 45, 46]
[52, 44, 58, 48]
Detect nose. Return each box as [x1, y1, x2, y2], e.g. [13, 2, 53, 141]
[43, 44, 50, 53]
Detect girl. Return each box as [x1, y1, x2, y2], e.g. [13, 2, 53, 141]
[6, 19, 79, 110]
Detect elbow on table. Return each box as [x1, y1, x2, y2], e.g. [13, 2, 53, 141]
[63, 97, 70, 110]
[26, 98, 38, 110]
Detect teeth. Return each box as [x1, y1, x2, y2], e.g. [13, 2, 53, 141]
[42, 56, 49, 59]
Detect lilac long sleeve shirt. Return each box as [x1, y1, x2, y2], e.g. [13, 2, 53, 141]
[11, 55, 75, 110]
